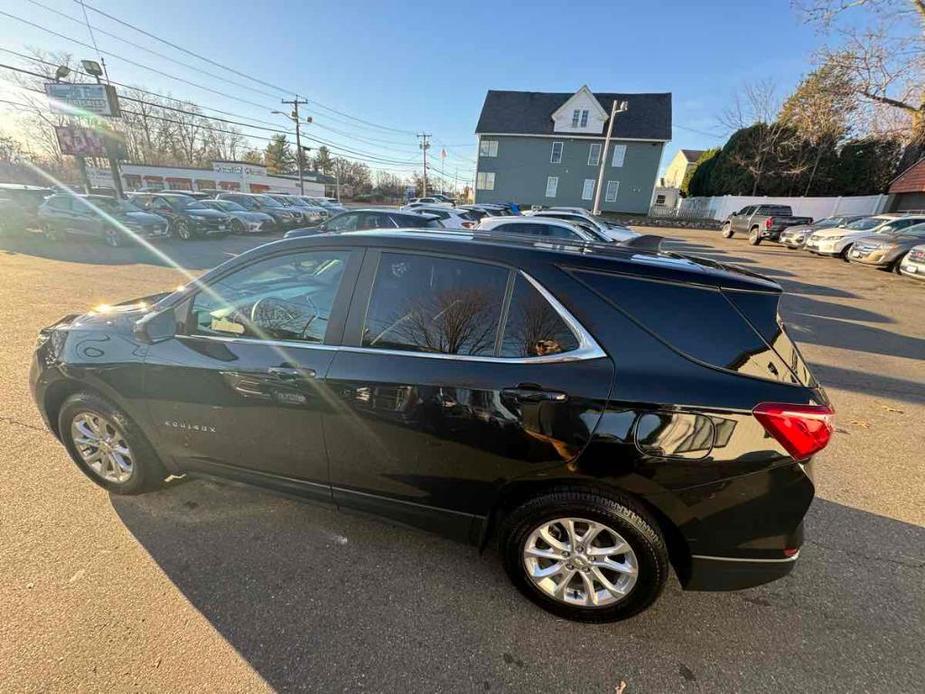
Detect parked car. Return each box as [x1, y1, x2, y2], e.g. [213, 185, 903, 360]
[532, 210, 638, 242]
[847, 223, 925, 272]
[477, 215, 603, 242]
[721, 205, 813, 245]
[31, 229, 832, 622]
[283, 208, 442, 239]
[264, 194, 329, 224]
[779, 215, 866, 249]
[214, 192, 300, 229]
[198, 199, 276, 234]
[898, 244, 925, 280]
[129, 193, 231, 240]
[159, 190, 212, 200]
[460, 204, 505, 218]
[407, 197, 453, 208]
[400, 204, 478, 229]
[0, 183, 54, 234]
[37, 194, 169, 247]
[804, 214, 925, 259]
[429, 193, 456, 205]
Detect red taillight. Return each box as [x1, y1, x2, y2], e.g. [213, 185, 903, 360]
[753, 402, 835, 459]
[462, 221, 475, 229]
[765, 217, 773, 229]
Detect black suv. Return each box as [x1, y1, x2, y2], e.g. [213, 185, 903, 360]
[129, 193, 231, 240]
[30, 231, 832, 622]
[284, 208, 442, 238]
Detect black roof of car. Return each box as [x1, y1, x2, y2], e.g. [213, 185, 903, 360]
[237, 229, 780, 292]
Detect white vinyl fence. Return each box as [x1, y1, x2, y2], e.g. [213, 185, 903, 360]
[678, 194, 889, 221]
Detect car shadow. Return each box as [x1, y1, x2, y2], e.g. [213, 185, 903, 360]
[110, 482, 924, 691]
[807, 363, 925, 405]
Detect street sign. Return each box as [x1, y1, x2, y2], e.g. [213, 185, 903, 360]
[44, 83, 121, 117]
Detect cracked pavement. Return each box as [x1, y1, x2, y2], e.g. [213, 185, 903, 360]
[0, 227, 922, 692]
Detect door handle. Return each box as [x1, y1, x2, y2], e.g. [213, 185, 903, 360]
[501, 387, 568, 403]
[267, 366, 317, 381]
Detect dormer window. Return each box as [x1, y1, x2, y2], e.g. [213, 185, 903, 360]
[571, 109, 590, 128]
[580, 110, 589, 127]
[571, 110, 580, 128]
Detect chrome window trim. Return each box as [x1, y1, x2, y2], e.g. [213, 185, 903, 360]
[179, 271, 607, 365]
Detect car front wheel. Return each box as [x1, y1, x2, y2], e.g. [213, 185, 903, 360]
[174, 219, 193, 241]
[500, 490, 669, 622]
[721, 223, 734, 238]
[58, 392, 167, 495]
[104, 227, 123, 247]
[748, 228, 762, 245]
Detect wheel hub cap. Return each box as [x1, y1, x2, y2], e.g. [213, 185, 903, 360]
[522, 517, 638, 608]
[70, 412, 134, 484]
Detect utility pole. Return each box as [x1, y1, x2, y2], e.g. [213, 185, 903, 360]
[280, 98, 310, 195]
[592, 99, 627, 216]
[418, 133, 431, 197]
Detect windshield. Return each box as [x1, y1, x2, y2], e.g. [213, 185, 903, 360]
[845, 217, 887, 230]
[255, 195, 283, 208]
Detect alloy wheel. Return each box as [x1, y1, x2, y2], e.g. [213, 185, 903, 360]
[522, 517, 638, 608]
[70, 412, 134, 483]
[176, 220, 191, 240]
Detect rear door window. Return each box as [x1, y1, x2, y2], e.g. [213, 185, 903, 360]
[362, 253, 508, 356]
[500, 276, 579, 357]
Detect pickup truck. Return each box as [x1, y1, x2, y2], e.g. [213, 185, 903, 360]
[721, 204, 813, 245]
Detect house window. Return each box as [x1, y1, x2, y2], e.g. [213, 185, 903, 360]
[582, 179, 595, 201]
[545, 176, 558, 198]
[611, 144, 627, 167]
[605, 180, 620, 202]
[588, 143, 602, 166]
[580, 110, 589, 127]
[479, 140, 498, 157]
[476, 172, 495, 190]
[550, 141, 563, 164]
[571, 110, 580, 128]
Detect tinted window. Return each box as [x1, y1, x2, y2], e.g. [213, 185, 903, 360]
[361, 212, 395, 229]
[575, 270, 798, 383]
[500, 276, 579, 357]
[394, 214, 436, 229]
[324, 213, 359, 231]
[189, 250, 350, 343]
[845, 217, 885, 230]
[362, 253, 508, 356]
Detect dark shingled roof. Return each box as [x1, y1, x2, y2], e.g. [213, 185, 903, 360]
[475, 89, 672, 140]
[680, 148, 706, 162]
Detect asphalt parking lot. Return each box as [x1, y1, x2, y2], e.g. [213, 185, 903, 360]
[0, 227, 922, 693]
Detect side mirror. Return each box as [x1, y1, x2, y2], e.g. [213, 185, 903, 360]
[134, 309, 177, 344]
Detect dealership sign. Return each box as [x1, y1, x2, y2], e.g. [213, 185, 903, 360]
[53, 125, 107, 157]
[44, 82, 121, 117]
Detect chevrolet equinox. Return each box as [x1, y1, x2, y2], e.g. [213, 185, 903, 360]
[30, 230, 833, 622]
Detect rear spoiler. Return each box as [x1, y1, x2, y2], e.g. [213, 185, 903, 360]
[620, 234, 663, 252]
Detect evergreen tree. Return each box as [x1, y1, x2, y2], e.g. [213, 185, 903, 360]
[264, 134, 295, 175]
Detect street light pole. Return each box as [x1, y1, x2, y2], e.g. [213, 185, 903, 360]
[278, 98, 309, 195]
[592, 99, 627, 216]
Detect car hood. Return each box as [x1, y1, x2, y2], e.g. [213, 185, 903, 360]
[185, 209, 227, 220]
[122, 210, 167, 225]
[783, 224, 814, 234]
[811, 226, 876, 238]
[870, 233, 922, 248]
[234, 211, 273, 222]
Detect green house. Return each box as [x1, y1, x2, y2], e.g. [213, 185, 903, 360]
[474, 85, 672, 214]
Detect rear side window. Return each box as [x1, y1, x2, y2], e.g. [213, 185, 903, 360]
[574, 270, 800, 383]
[362, 253, 508, 355]
[500, 276, 579, 357]
[395, 214, 436, 229]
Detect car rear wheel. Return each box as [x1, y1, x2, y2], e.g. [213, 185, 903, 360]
[893, 252, 908, 274]
[231, 219, 245, 234]
[500, 490, 668, 622]
[748, 227, 762, 245]
[839, 244, 852, 261]
[103, 227, 123, 247]
[43, 223, 61, 241]
[721, 223, 734, 238]
[58, 392, 167, 495]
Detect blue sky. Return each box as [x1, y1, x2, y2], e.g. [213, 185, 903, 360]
[0, 0, 827, 182]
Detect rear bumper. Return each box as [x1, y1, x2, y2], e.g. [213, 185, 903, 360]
[644, 461, 815, 591]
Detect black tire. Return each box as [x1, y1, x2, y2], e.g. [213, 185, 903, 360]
[43, 223, 60, 242]
[748, 227, 762, 245]
[231, 218, 245, 234]
[500, 489, 669, 622]
[721, 223, 734, 238]
[174, 219, 193, 241]
[893, 252, 908, 274]
[58, 392, 167, 495]
[839, 244, 852, 261]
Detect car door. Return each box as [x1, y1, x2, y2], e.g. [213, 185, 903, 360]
[323, 249, 614, 540]
[142, 245, 363, 500]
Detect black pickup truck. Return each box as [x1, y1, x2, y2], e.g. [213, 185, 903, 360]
[721, 205, 813, 245]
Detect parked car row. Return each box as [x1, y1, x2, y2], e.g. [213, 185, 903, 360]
[723, 206, 925, 282]
[0, 185, 346, 246]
